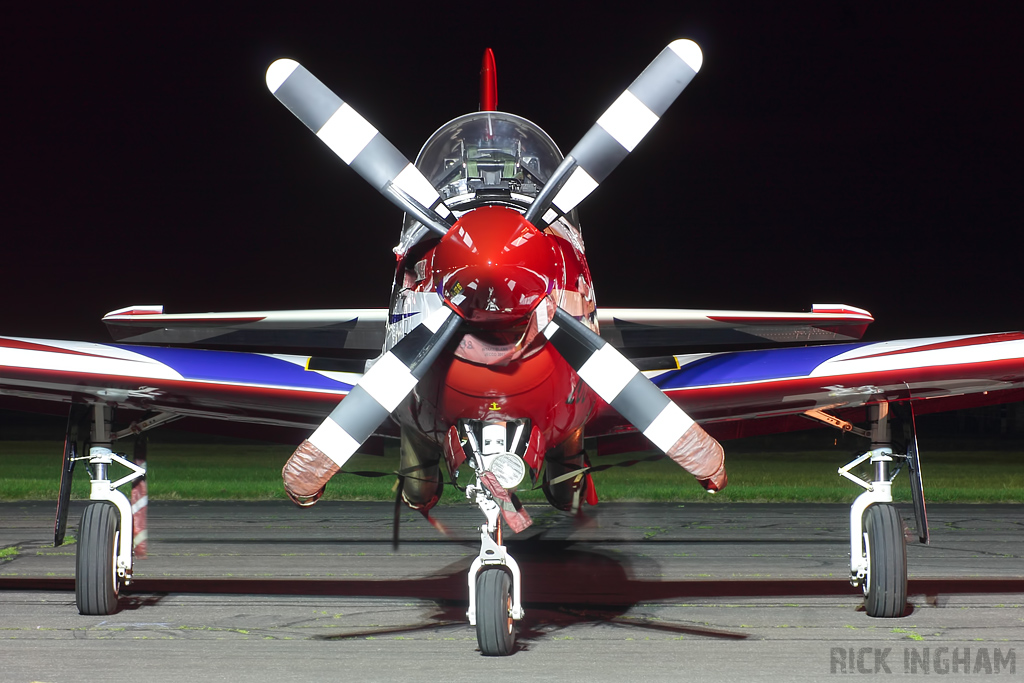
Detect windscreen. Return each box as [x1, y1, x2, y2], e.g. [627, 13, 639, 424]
[415, 112, 564, 204]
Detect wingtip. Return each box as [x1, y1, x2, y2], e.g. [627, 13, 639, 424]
[812, 303, 875, 321]
[266, 58, 299, 93]
[103, 305, 164, 319]
[669, 39, 703, 73]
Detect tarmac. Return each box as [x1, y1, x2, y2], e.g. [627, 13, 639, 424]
[2, 500, 1022, 682]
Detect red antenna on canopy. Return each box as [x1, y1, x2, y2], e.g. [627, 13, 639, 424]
[479, 48, 497, 111]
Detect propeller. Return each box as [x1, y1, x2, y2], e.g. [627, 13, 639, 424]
[281, 305, 462, 504]
[271, 41, 725, 506]
[266, 59, 454, 237]
[524, 39, 703, 228]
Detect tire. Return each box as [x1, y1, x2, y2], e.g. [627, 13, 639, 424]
[862, 503, 907, 618]
[475, 568, 515, 656]
[76, 502, 121, 615]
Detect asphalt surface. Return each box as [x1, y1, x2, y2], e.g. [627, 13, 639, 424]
[3, 501, 1022, 682]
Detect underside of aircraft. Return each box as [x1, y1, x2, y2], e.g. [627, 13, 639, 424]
[2, 41, 1022, 656]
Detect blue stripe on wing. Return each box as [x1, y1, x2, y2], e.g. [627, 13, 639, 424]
[654, 342, 867, 389]
[112, 345, 355, 392]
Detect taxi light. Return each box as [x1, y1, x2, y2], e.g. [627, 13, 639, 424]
[489, 453, 526, 489]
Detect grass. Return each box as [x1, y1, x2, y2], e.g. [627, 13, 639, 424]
[2, 439, 1023, 503]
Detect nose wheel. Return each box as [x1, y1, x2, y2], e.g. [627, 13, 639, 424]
[465, 501, 525, 656]
[475, 568, 516, 656]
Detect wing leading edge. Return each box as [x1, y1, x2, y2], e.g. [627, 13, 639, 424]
[101, 303, 872, 354]
[598, 303, 873, 348]
[101, 307, 389, 352]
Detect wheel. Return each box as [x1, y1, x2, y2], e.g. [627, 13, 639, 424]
[862, 503, 907, 618]
[76, 502, 122, 615]
[475, 568, 515, 656]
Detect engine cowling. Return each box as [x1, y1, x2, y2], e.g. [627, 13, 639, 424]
[432, 206, 563, 329]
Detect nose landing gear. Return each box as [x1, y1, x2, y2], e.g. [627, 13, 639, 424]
[462, 421, 529, 656]
[465, 483, 525, 656]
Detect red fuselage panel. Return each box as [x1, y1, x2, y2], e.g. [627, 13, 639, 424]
[393, 206, 597, 454]
[398, 345, 596, 453]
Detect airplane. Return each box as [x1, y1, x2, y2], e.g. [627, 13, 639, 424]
[2, 40, 1023, 656]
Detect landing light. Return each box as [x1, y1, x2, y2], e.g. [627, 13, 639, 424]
[489, 453, 526, 489]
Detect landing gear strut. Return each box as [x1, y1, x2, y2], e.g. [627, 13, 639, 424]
[463, 422, 527, 656]
[60, 404, 147, 615]
[808, 401, 928, 618]
[465, 489, 523, 655]
[841, 442, 906, 617]
[76, 444, 145, 614]
[835, 402, 927, 617]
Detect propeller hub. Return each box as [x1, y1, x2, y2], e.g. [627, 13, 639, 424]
[433, 206, 561, 328]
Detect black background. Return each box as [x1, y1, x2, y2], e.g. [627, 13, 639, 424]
[5, 2, 1022, 343]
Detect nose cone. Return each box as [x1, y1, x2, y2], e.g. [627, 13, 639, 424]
[433, 206, 562, 327]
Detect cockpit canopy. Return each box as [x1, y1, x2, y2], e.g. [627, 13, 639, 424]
[415, 112, 564, 209]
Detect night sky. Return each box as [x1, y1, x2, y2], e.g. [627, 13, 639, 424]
[5, 3, 1022, 344]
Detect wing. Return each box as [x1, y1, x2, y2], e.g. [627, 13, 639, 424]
[588, 331, 1024, 444]
[598, 303, 873, 349]
[8, 330, 1022, 447]
[0, 336, 366, 436]
[101, 306, 388, 352]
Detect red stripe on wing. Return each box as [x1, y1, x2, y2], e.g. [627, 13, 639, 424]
[0, 338, 119, 360]
[707, 316, 867, 324]
[846, 332, 1024, 360]
[107, 317, 266, 325]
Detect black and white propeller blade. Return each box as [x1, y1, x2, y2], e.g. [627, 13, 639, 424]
[282, 306, 462, 505]
[525, 40, 703, 228]
[543, 307, 726, 490]
[266, 59, 454, 237]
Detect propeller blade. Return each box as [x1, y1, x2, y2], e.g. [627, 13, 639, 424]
[266, 59, 453, 237]
[282, 306, 462, 504]
[525, 40, 703, 228]
[542, 307, 726, 491]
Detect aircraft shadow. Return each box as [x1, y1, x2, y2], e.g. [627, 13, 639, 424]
[6, 538, 1021, 641]
[309, 539, 751, 647]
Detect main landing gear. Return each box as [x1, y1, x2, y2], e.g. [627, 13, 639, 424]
[55, 404, 151, 615]
[809, 401, 928, 618]
[75, 446, 145, 614]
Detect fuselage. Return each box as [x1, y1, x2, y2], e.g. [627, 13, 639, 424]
[383, 111, 601, 476]
[394, 206, 600, 466]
